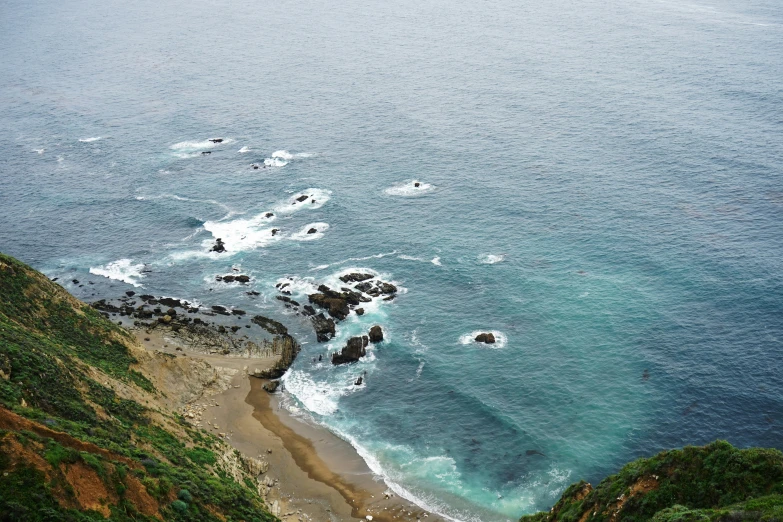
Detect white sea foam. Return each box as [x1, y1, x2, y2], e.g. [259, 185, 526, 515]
[290, 222, 329, 241]
[384, 180, 435, 197]
[272, 188, 332, 214]
[478, 253, 506, 264]
[275, 275, 320, 296]
[263, 150, 314, 167]
[237, 146, 251, 153]
[431, 256, 442, 266]
[79, 137, 101, 142]
[32, 148, 45, 154]
[202, 218, 281, 253]
[309, 251, 398, 271]
[169, 138, 233, 153]
[398, 254, 427, 262]
[458, 330, 508, 348]
[264, 157, 288, 167]
[89, 259, 146, 287]
[282, 370, 362, 416]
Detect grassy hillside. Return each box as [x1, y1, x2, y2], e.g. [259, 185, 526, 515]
[0, 253, 277, 521]
[521, 441, 783, 522]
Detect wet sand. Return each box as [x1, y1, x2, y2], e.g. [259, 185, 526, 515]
[135, 327, 439, 522]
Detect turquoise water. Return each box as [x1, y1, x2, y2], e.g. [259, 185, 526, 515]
[2, 0, 783, 519]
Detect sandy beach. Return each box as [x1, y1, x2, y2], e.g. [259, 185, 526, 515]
[134, 327, 439, 522]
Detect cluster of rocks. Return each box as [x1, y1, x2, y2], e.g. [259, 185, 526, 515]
[475, 332, 496, 344]
[273, 274, 397, 342]
[216, 274, 251, 284]
[90, 293, 299, 359]
[331, 325, 384, 365]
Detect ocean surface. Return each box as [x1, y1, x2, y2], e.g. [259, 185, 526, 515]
[2, 0, 782, 519]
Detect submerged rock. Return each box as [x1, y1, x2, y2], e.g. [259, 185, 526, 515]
[251, 315, 288, 335]
[332, 336, 368, 365]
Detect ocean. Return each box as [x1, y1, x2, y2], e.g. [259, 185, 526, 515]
[1, 0, 782, 519]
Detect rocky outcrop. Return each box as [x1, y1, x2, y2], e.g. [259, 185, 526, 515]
[217, 274, 251, 284]
[311, 313, 335, 342]
[332, 336, 368, 365]
[475, 333, 496, 344]
[368, 325, 383, 343]
[308, 287, 350, 320]
[251, 315, 288, 335]
[210, 238, 226, 253]
[339, 273, 374, 283]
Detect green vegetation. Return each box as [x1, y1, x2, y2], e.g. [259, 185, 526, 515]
[0, 253, 277, 521]
[521, 441, 783, 522]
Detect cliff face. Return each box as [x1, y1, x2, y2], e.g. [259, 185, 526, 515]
[0, 253, 278, 521]
[521, 441, 783, 522]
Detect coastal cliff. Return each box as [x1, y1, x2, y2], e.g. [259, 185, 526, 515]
[520, 441, 783, 521]
[0, 253, 278, 521]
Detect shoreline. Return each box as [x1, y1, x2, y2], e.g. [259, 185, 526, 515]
[134, 327, 438, 522]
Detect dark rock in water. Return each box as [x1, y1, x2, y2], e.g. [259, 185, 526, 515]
[251, 315, 288, 335]
[302, 304, 316, 316]
[382, 294, 396, 301]
[379, 282, 397, 294]
[355, 376, 363, 386]
[157, 297, 182, 308]
[414, 182, 420, 187]
[366, 287, 382, 297]
[209, 138, 223, 143]
[271, 229, 280, 236]
[211, 305, 230, 316]
[218, 325, 226, 333]
[247, 290, 260, 296]
[125, 291, 135, 297]
[475, 332, 496, 344]
[295, 194, 309, 202]
[72, 279, 79, 284]
[340, 273, 374, 283]
[263, 380, 279, 393]
[202, 151, 211, 155]
[231, 309, 246, 316]
[369, 325, 383, 343]
[355, 308, 365, 316]
[354, 282, 373, 292]
[222, 275, 235, 283]
[236, 275, 250, 283]
[253, 165, 259, 169]
[311, 313, 335, 342]
[140, 294, 154, 301]
[307, 228, 318, 234]
[265, 212, 274, 218]
[166, 308, 177, 316]
[276, 295, 301, 308]
[211, 238, 226, 253]
[153, 307, 163, 316]
[230, 325, 241, 333]
[309, 288, 350, 320]
[51, 277, 59, 282]
[332, 336, 368, 365]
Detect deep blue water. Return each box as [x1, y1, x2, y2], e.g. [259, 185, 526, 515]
[2, 0, 783, 519]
